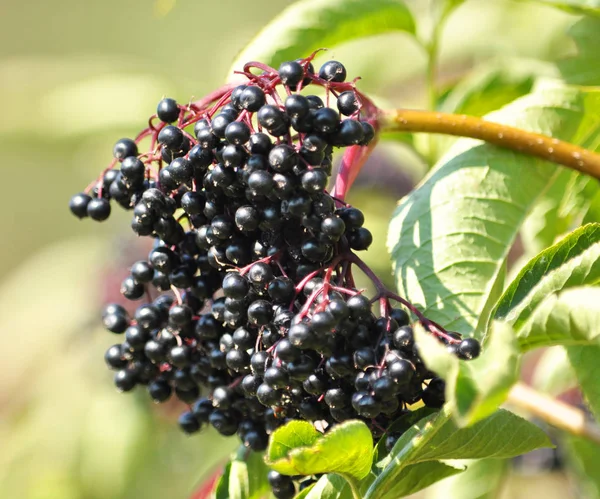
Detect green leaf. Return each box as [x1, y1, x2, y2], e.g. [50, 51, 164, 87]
[266, 420, 320, 468]
[423, 458, 508, 499]
[451, 322, 520, 425]
[374, 461, 464, 499]
[494, 224, 600, 333]
[388, 85, 600, 338]
[266, 420, 373, 480]
[304, 474, 353, 499]
[531, 346, 577, 396]
[516, 286, 600, 350]
[519, 169, 598, 260]
[405, 410, 551, 462]
[439, 59, 542, 117]
[559, 17, 600, 85]
[366, 408, 552, 499]
[228, 0, 415, 77]
[566, 345, 600, 420]
[214, 448, 270, 499]
[565, 436, 600, 498]
[372, 408, 438, 466]
[414, 321, 519, 426]
[583, 189, 600, 224]
[530, 0, 600, 16]
[413, 323, 458, 379]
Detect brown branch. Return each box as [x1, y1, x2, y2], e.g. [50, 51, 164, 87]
[380, 109, 600, 180]
[507, 382, 600, 445]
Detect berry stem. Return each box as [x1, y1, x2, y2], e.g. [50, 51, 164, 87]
[507, 382, 600, 445]
[379, 108, 600, 180]
[330, 141, 378, 201]
[346, 252, 458, 343]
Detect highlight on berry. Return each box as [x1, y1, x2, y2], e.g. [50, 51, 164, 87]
[70, 55, 481, 497]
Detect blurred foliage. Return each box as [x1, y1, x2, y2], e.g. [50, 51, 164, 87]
[1, 0, 599, 498]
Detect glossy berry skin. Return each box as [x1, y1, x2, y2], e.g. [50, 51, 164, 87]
[113, 138, 138, 161]
[121, 276, 145, 300]
[348, 227, 373, 251]
[337, 90, 360, 116]
[222, 272, 249, 299]
[422, 378, 446, 408]
[157, 98, 180, 123]
[114, 369, 136, 392]
[239, 86, 266, 112]
[278, 60, 304, 88]
[148, 380, 172, 402]
[69, 193, 92, 219]
[158, 125, 184, 149]
[458, 338, 481, 360]
[284, 94, 310, 119]
[105, 345, 127, 369]
[318, 60, 347, 82]
[87, 198, 111, 221]
[178, 411, 201, 434]
[393, 326, 414, 350]
[225, 121, 251, 145]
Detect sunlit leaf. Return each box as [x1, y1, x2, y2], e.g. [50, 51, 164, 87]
[388, 86, 600, 338]
[229, 0, 415, 78]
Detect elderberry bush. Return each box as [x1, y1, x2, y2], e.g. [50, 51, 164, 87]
[70, 55, 480, 498]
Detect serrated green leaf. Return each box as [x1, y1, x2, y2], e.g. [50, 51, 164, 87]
[266, 420, 373, 480]
[566, 345, 600, 420]
[451, 322, 520, 425]
[413, 409, 551, 462]
[375, 461, 465, 499]
[366, 408, 551, 499]
[531, 346, 577, 396]
[388, 86, 600, 338]
[517, 286, 600, 350]
[424, 458, 508, 499]
[529, 0, 600, 16]
[559, 17, 600, 85]
[495, 223, 600, 332]
[228, 0, 415, 78]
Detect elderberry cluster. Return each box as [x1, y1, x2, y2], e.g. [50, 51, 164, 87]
[70, 56, 481, 499]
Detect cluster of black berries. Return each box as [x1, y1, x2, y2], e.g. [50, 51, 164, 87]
[70, 56, 481, 499]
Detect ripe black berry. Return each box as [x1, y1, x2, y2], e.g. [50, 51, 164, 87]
[157, 98, 180, 123]
[179, 411, 201, 434]
[87, 198, 111, 221]
[113, 138, 138, 161]
[69, 193, 92, 219]
[239, 86, 266, 112]
[458, 338, 481, 360]
[337, 91, 360, 116]
[318, 60, 347, 82]
[158, 125, 184, 149]
[278, 60, 304, 88]
[114, 369, 137, 392]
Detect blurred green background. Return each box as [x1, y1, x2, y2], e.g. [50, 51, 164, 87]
[0, 0, 588, 498]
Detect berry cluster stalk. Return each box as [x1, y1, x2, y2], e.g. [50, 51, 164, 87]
[380, 108, 600, 179]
